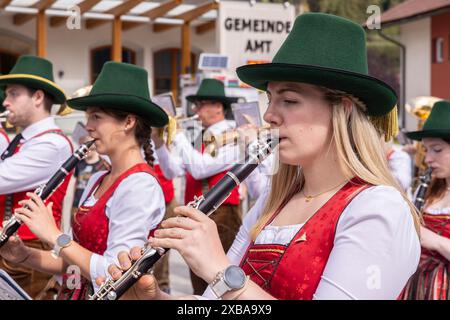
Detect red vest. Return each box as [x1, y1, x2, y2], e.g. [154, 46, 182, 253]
[0, 129, 10, 216]
[153, 164, 174, 204]
[184, 143, 240, 205]
[0, 129, 73, 241]
[239, 179, 370, 300]
[60, 163, 159, 300]
[399, 211, 450, 300]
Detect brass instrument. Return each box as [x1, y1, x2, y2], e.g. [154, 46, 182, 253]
[0, 110, 13, 129]
[204, 124, 271, 157]
[0, 110, 10, 122]
[405, 96, 442, 172]
[157, 114, 199, 147]
[57, 85, 93, 117]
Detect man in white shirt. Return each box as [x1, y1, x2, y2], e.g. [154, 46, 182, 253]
[0, 55, 72, 299]
[0, 91, 9, 153]
[154, 78, 245, 294]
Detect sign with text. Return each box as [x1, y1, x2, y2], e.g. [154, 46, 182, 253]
[217, 2, 295, 74]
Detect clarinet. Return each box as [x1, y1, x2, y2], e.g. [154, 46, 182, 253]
[0, 139, 96, 247]
[90, 136, 278, 300]
[413, 167, 432, 212]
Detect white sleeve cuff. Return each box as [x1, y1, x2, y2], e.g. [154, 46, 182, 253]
[89, 253, 116, 292]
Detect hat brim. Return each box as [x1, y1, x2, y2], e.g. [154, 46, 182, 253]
[237, 63, 397, 117]
[67, 93, 169, 128]
[0, 75, 66, 104]
[186, 95, 238, 108]
[405, 129, 450, 141]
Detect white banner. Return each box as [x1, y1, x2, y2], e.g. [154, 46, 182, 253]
[217, 1, 296, 73]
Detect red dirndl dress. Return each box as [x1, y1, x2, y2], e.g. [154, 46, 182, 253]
[57, 163, 159, 300]
[400, 208, 450, 300]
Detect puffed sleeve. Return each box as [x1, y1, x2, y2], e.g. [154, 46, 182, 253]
[313, 186, 421, 300]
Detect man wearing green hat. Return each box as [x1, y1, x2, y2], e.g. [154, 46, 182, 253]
[0, 90, 10, 153]
[153, 78, 243, 294]
[0, 55, 73, 299]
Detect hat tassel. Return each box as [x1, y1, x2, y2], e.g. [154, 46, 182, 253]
[371, 106, 399, 142]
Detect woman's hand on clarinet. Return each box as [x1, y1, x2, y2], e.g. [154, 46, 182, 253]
[149, 206, 231, 284]
[0, 231, 31, 264]
[14, 192, 60, 247]
[96, 247, 164, 300]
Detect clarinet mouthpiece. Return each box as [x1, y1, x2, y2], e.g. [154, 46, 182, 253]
[85, 139, 96, 148]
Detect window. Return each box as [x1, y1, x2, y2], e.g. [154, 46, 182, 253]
[90, 46, 136, 83]
[432, 37, 444, 63]
[153, 48, 196, 103]
[0, 50, 18, 74]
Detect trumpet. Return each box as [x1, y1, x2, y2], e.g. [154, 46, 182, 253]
[156, 114, 200, 146]
[0, 110, 10, 122]
[204, 124, 271, 157]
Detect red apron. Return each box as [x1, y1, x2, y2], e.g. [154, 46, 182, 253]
[0, 129, 73, 240]
[154, 164, 174, 204]
[239, 178, 370, 300]
[58, 163, 160, 300]
[184, 143, 239, 205]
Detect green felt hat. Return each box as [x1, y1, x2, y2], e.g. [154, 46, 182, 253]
[67, 62, 168, 127]
[406, 100, 450, 141]
[0, 55, 66, 104]
[237, 13, 397, 118]
[186, 78, 238, 109]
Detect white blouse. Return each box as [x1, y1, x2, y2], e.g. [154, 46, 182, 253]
[387, 148, 413, 192]
[76, 170, 166, 291]
[426, 205, 450, 215]
[203, 185, 421, 300]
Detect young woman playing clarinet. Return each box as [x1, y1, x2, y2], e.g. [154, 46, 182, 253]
[401, 100, 450, 300]
[103, 13, 421, 300]
[0, 62, 168, 299]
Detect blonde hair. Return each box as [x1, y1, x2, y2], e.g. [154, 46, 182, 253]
[250, 87, 421, 240]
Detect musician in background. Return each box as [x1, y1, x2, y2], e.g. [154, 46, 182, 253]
[382, 138, 413, 192]
[104, 13, 421, 300]
[153, 78, 242, 294]
[0, 62, 167, 300]
[0, 55, 72, 299]
[401, 100, 450, 300]
[0, 91, 9, 153]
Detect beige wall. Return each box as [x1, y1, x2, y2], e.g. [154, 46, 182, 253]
[0, 11, 217, 97]
[400, 18, 431, 131]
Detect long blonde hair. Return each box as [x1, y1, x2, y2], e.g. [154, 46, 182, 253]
[250, 87, 421, 239]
